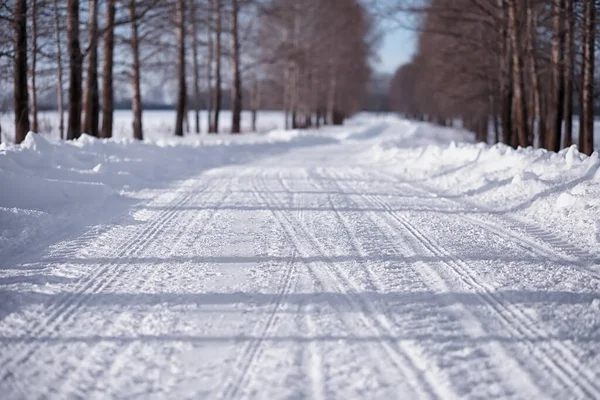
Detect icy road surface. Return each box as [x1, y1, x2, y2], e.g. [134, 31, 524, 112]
[1, 120, 599, 399]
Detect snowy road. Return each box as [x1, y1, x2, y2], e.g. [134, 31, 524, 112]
[1, 121, 599, 399]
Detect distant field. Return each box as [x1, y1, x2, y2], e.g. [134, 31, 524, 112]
[0, 110, 287, 143]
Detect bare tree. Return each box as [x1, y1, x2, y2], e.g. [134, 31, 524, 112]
[130, 0, 143, 140]
[230, 0, 242, 133]
[546, 0, 565, 151]
[580, 0, 595, 155]
[190, 0, 201, 134]
[207, 11, 214, 132]
[66, 0, 82, 140]
[30, 0, 39, 133]
[14, 0, 30, 144]
[562, 0, 574, 149]
[101, 0, 116, 138]
[526, 0, 543, 147]
[53, 0, 65, 139]
[211, 0, 223, 133]
[82, 0, 100, 137]
[174, 0, 187, 137]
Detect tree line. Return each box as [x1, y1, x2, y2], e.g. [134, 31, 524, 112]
[1, 0, 375, 144]
[388, 0, 597, 155]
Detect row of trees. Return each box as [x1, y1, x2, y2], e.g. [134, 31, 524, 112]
[2, 0, 375, 144]
[389, 0, 597, 155]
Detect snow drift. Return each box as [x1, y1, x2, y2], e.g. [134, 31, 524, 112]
[368, 120, 600, 256]
[0, 130, 336, 258]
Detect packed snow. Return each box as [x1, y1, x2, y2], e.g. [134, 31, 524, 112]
[1, 114, 599, 399]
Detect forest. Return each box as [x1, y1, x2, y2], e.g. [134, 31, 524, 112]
[388, 0, 598, 155]
[0, 0, 375, 143]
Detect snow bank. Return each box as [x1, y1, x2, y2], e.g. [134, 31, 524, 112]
[368, 122, 600, 255]
[0, 129, 336, 258]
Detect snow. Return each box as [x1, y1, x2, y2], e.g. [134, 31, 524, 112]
[1, 114, 600, 399]
[0, 110, 286, 143]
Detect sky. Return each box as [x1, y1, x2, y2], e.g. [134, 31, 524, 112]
[374, 19, 418, 74]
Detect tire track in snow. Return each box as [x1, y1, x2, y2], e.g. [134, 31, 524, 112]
[256, 170, 441, 400]
[255, 169, 392, 400]
[0, 178, 216, 388]
[212, 171, 301, 400]
[323, 167, 544, 398]
[379, 171, 600, 281]
[217, 252, 298, 400]
[365, 192, 600, 399]
[56, 178, 235, 397]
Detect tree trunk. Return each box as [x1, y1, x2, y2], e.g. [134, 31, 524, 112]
[212, 0, 222, 134]
[66, 0, 82, 140]
[326, 71, 336, 125]
[507, 0, 529, 148]
[190, 0, 201, 134]
[174, 0, 186, 137]
[562, 0, 574, 149]
[547, 0, 565, 151]
[130, 0, 143, 140]
[82, 0, 99, 137]
[284, 65, 290, 129]
[251, 73, 260, 132]
[100, 0, 115, 138]
[499, 0, 513, 146]
[30, 0, 39, 133]
[52, 0, 65, 139]
[207, 16, 214, 133]
[580, 0, 595, 155]
[526, 0, 544, 148]
[230, 0, 242, 134]
[14, 0, 30, 144]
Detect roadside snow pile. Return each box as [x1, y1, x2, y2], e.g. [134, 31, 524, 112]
[0, 130, 336, 258]
[369, 122, 600, 255]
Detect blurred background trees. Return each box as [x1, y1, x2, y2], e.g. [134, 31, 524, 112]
[0, 0, 377, 143]
[387, 0, 597, 155]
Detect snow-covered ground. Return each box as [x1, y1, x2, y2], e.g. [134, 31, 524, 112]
[0, 110, 286, 142]
[1, 115, 599, 399]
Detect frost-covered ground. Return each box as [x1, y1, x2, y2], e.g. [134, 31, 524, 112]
[0, 114, 599, 399]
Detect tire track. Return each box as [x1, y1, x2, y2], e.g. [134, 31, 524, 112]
[377, 170, 600, 281]
[365, 192, 600, 399]
[213, 171, 300, 400]
[56, 178, 235, 397]
[256, 169, 441, 400]
[0, 178, 215, 385]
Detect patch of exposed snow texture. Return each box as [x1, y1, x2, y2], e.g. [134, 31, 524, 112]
[0, 115, 599, 399]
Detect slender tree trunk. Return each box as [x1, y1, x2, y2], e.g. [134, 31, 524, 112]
[499, 0, 513, 146]
[14, 0, 30, 144]
[82, 0, 99, 137]
[284, 65, 290, 129]
[212, 0, 222, 134]
[562, 0, 574, 149]
[507, 0, 529, 148]
[30, 0, 39, 133]
[52, 0, 65, 139]
[547, 0, 565, 151]
[251, 73, 259, 132]
[207, 16, 215, 133]
[580, 0, 595, 155]
[326, 71, 337, 125]
[490, 92, 500, 144]
[174, 0, 186, 137]
[190, 0, 201, 134]
[230, 0, 242, 134]
[100, 0, 115, 138]
[526, 0, 544, 147]
[130, 0, 143, 140]
[66, 0, 82, 140]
